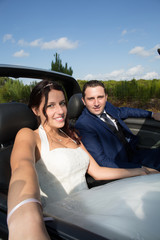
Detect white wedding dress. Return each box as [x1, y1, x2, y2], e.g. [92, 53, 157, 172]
[36, 125, 160, 240]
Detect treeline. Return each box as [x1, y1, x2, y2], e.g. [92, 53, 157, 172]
[1, 77, 160, 111]
[78, 79, 160, 101]
[0, 77, 36, 103]
[78, 79, 160, 110]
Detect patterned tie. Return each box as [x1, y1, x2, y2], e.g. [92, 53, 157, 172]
[100, 112, 133, 160]
[100, 113, 116, 131]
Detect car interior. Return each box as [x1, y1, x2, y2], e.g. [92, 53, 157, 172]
[0, 65, 160, 239]
[1, 95, 160, 239]
[0, 100, 109, 240]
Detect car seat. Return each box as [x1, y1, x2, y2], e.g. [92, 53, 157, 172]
[67, 93, 84, 128]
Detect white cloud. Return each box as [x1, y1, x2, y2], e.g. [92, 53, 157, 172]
[129, 46, 152, 57]
[118, 29, 137, 43]
[109, 69, 125, 77]
[129, 44, 160, 58]
[13, 49, 29, 57]
[3, 34, 15, 43]
[30, 38, 43, 47]
[142, 72, 159, 80]
[84, 74, 94, 80]
[41, 37, 78, 50]
[155, 55, 160, 59]
[152, 44, 160, 52]
[126, 65, 144, 76]
[18, 37, 78, 50]
[84, 69, 125, 81]
[121, 29, 127, 36]
[84, 65, 160, 81]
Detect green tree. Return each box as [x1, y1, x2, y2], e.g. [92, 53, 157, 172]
[51, 53, 73, 76]
[0, 78, 32, 103]
[0, 77, 13, 86]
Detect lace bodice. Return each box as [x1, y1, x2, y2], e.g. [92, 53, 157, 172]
[36, 125, 89, 205]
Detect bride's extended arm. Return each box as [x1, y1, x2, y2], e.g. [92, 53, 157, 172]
[80, 143, 157, 180]
[8, 128, 50, 240]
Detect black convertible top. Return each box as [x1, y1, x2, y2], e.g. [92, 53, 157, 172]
[0, 64, 81, 100]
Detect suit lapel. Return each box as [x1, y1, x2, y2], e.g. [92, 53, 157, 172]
[97, 115, 111, 129]
[85, 107, 116, 134]
[104, 102, 133, 135]
[105, 102, 118, 120]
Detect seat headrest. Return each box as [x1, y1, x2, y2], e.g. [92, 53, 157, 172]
[0, 102, 37, 145]
[67, 93, 84, 120]
[0, 145, 12, 193]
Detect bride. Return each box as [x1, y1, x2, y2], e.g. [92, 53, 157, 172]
[7, 80, 160, 240]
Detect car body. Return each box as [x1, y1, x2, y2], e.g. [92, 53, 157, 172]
[0, 64, 160, 239]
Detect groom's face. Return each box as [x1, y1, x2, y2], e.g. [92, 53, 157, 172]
[82, 86, 107, 115]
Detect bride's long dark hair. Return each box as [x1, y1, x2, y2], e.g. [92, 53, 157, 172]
[28, 80, 81, 145]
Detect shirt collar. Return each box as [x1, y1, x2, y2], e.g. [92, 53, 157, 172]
[97, 110, 106, 118]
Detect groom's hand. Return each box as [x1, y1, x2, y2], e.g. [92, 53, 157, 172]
[152, 112, 160, 121]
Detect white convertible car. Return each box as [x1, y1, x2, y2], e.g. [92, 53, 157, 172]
[0, 65, 160, 240]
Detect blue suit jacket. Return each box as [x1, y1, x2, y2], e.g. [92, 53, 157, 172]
[75, 102, 152, 168]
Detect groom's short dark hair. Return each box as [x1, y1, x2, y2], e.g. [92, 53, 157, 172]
[82, 80, 107, 98]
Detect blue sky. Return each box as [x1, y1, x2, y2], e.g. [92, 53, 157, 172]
[0, 0, 160, 82]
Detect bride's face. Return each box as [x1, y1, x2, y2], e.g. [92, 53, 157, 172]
[38, 89, 67, 129]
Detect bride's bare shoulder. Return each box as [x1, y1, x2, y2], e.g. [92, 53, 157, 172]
[15, 127, 38, 142]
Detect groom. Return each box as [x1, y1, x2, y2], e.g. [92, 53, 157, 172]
[75, 80, 160, 170]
